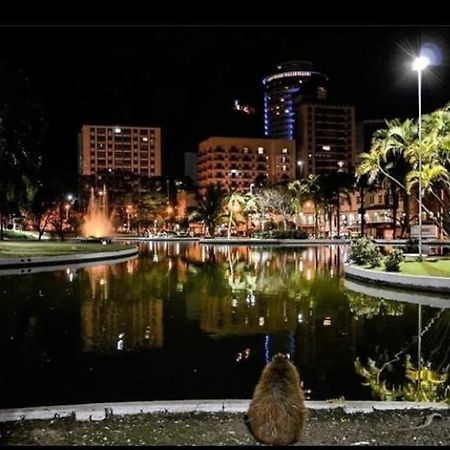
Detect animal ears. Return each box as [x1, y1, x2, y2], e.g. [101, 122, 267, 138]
[273, 352, 291, 360]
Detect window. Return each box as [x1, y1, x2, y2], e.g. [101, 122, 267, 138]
[258, 147, 264, 154]
[282, 148, 288, 154]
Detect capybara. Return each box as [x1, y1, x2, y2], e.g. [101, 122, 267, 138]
[247, 353, 307, 446]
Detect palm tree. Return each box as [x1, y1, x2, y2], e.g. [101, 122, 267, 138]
[290, 175, 322, 237]
[224, 191, 246, 238]
[319, 171, 354, 237]
[193, 185, 225, 236]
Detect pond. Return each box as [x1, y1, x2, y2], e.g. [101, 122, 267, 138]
[1, 241, 449, 408]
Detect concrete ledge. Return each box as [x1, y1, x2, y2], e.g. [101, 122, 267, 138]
[344, 278, 450, 309]
[199, 238, 350, 246]
[0, 246, 138, 270]
[1, 400, 448, 422]
[344, 263, 450, 294]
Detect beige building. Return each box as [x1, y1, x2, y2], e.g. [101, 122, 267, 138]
[198, 136, 296, 192]
[78, 125, 161, 177]
[296, 103, 356, 177]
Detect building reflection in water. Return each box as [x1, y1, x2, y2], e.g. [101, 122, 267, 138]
[81, 257, 163, 352]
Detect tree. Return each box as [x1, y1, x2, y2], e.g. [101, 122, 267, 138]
[319, 171, 354, 238]
[0, 61, 47, 239]
[258, 185, 296, 231]
[224, 191, 246, 238]
[193, 185, 225, 236]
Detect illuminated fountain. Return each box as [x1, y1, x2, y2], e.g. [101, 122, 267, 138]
[82, 185, 114, 237]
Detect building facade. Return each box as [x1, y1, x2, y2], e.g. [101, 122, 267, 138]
[263, 60, 328, 139]
[356, 119, 386, 155]
[78, 125, 161, 178]
[296, 103, 356, 177]
[198, 136, 296, 192]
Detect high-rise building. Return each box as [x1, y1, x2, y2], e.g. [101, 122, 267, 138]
[356, 119, 385, 155]
[184, 152, 198, 183]
[198, 136, 296, 192]
[296, 103, 356, 177]
[263, 60, 328, 139]
[78, 125, 161, 178]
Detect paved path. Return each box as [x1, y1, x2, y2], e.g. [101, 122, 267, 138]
[1, 400, 448, 422]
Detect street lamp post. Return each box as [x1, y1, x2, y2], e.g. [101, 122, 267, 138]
[412, 55, 429, 261]
[126, 205, 132, 232]
[297, 160, 303, 179]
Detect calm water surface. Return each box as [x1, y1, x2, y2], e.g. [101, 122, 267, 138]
[1, 242, 449, 408]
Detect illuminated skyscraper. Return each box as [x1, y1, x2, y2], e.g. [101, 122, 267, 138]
[262, 60, 328, 139]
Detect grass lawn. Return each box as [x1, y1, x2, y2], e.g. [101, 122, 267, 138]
[0, 241, 134, 259]
[399, 259, 450, 277]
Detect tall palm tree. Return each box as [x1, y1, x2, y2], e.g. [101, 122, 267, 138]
[319, 171, 354, 237]
[193, 184, 225, 236]
[224, 191, 246, 238]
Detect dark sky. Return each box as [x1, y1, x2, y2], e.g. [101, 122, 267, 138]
[1, 25, 449, 184]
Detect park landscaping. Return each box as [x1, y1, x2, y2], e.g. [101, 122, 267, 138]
[0, 241, 134, 260]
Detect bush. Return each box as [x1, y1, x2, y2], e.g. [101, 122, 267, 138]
[404, 238, 419, 253]
[253, 229, 308, 239]
[349, 237, 382, 268]
[383, 248, 404, 272]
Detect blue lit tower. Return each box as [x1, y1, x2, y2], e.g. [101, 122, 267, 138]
[262, 61, 328, 139]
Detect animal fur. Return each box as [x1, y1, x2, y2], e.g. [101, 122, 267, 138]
[247, 353, 307, 446]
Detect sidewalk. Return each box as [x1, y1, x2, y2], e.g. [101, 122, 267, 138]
[1, 399, 448, 422]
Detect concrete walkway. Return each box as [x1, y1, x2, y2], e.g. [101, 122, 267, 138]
[1, 400, 448, 422]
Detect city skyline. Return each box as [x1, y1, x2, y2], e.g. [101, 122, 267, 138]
[1, 24, 449, 184]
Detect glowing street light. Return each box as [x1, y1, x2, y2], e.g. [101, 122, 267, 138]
[412, 54, 430, 261]
[297, 160, 303, 178]
[126, 205, 132, 231]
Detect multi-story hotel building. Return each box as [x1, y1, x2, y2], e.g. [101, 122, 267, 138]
[198, 137, 296, 192]
[296, 103, 356, 177]
[263, 60, 328, 139]
[78, 125, 161, 177]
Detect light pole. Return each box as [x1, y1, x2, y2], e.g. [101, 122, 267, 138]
[412, 55, 429, 261]
[297, 160, 303, 179]
[126, 205, 132, 232]
[65, 193, 74, 222]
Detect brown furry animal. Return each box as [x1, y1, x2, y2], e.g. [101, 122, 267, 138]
[247, 353, 307, 446]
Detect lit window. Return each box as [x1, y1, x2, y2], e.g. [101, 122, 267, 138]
[323, 316, 332, 326]
[114, 128, 121, 133]
[322, 145, 330, 151]
[282, 148, 288, 154]
[258, 147, 264, 154]
[282, 165, 287, 171]
[142, 137, 148, 142]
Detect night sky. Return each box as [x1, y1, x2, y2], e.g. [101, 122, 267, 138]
[1, 24, 449, 186]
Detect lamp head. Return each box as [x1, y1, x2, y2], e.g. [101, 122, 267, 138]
[412, 55, 430, 72]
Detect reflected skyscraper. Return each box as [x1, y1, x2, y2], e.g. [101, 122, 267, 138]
[263, 60, 328, 139]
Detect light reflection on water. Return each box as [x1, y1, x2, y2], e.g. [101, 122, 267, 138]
[0, 242, 449, 408]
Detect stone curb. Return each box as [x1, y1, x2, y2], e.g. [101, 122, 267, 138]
[1, 400, 448, 423]
[0, 246, 138, 270]
[344, 263, 450, 294]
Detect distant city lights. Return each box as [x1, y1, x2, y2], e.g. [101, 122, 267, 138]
[233, 99, 256, 115]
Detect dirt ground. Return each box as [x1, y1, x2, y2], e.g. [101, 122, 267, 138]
[1, 408, 449, 446]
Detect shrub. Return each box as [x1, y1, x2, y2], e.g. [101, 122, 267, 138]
[253, 229, 308, 239]
[349, 237, 382, 268]
[383, 248, 404, 272]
